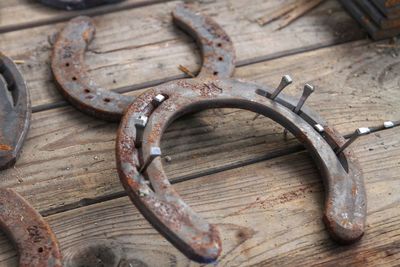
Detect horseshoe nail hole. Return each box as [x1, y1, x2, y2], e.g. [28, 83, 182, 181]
[72, 76, 77, 81]
[217, 43, 222, 47]
[86, 95, 94, 99]
[38, 247, 43, 253]
[65, 63, 70, 67]
[84, 89, 90, 93]
[218, 57, 223, 61]
[213, 71, 219, 76]
[104, 98, 111, 103]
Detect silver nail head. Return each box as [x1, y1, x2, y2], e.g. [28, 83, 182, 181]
[303, 83, 315, 96]
[336, 127, 370, 154]
[281, 75, 293, 86]
[139, 187, 150, 197]
[133, 114, 148, 128]
[384, 121, 394, 128]
[150, 146, 162, 157]
[314, 124, 324, 133]
[270, 74, 293, 100]
[153, 94, 166, 105]
[357, 127, 371, 135]
[294, 84, 314, 114]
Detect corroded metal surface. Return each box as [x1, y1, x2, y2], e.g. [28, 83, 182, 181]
[116, 78, 367, 262]
[51, 16, 134, 121]
[51, 3, 366, 263]
[0, 188, 62, 266]
[38, 0, 124, 10]
[51, 4, 236, 121]
[0, 54, 31, 170]
[173, 4, 235, 79]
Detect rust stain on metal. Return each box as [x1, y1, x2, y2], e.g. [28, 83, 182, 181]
[116, 59, 367, 263]
[50, 3, 235, 121]
[38, 0, 124, 10]
[0, 144, 12, 151]
[0, 53, 31, 170]
[0, 188, 62, 266]
[50, 3, 366, 263]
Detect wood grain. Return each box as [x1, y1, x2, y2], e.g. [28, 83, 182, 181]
[0, 0, 167, 33]
[1, 124, 399, 266]
[0, 39, 398, 215]
[0, 0, 364, 108]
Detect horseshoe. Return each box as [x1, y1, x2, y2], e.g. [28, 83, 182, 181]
[38, 0, 124, 10]
[0, 188, 62, 267]
[51, 4, 236, 121]
[0, 54, 62, 266]
[116, 78, 367, 263]
[0, 54, 31, 171]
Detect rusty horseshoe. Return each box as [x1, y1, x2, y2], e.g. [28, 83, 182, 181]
[51, 4, 235, 121]
[0, 188, 62, 267]
[0, 54, 62, 266]
[50, 4, 367, 263]
[0, 54, 31, 171]
[115, 79, 367, 263]
[38, 0, 124, 10]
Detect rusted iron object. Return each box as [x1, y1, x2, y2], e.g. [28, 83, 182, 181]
[0, 188, 62, 266]
[51, 4, 235, 121]
[0, 54, 31, 170]
[38, 0, 124, 10]
[116, 77, 367, 262]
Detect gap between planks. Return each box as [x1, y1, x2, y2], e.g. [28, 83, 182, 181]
[0, 0, 174, 34]
[32, 38, 371, 113]
[39, 123, 400, 217]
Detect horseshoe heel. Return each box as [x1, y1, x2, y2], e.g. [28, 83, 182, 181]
[0, 54, 31, 170]
[51, 16, 134, 121]
[116, 79, 366, 262]
[38, 0, 124, 10]
[172, 4, 235, 79]
[51, 4, 235, 121]
[0, 188, 62, 267]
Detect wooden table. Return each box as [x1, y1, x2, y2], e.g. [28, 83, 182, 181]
[0, 0, 399, 266]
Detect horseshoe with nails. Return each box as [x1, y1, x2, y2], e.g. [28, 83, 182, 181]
[38, 0, 124, 10]
[0, 54, 62, 266]
[51, 4, 367, 263]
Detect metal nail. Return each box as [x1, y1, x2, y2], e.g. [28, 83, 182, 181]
[314, 124, 324, 133]
[384, 121, 394, 128]
[139, 147, 162, 173]
[134, 114, 148, 128]
[336, 127, 370, 154]
[270, 75, 293, 100]
[152, 94, 166, 106]
[294, 84, 314, 114]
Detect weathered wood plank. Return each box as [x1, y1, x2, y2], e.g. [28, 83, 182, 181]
[1, 124, 399, 266]
[0, 0, 168, 33]
[0, 0, 365, 108]
[0, 40, 398, 215]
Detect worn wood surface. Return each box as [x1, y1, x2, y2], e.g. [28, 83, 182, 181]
[0, 0, 399, 266]
[0, 0, 364, 108]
